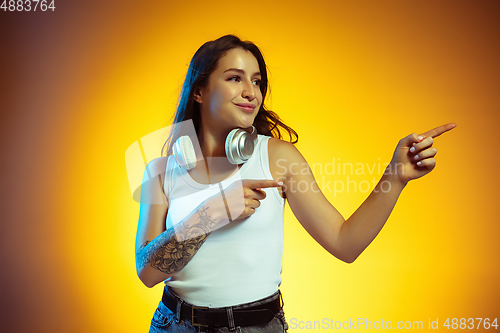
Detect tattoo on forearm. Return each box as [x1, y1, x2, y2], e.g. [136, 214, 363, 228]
[136, 205, 218, 275]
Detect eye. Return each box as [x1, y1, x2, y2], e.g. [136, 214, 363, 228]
[228, 75, 241, 82]
[253, 79, 261, 86]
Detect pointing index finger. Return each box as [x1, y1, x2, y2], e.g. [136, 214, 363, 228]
[246, 179, 283, 189]
[419, 123, 457, 139]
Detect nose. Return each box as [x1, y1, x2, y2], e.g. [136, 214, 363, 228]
[242, 79, 256, 101]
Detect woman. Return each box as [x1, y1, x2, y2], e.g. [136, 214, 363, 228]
[135, 35, 455, 332]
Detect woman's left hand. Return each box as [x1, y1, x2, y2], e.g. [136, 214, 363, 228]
[388, 123, 456, 185]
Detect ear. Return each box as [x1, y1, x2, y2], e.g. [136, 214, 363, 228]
[193, 86, 203, 104]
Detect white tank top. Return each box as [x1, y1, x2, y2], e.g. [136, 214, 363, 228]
[163, 135, 285, 307]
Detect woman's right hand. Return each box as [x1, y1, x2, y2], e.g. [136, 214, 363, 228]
[212, 179, 283, 222]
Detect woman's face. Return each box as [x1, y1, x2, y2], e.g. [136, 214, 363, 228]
[195, 48, 263, 131]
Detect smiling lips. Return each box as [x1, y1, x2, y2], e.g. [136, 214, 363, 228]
[234, 103, 256, 113]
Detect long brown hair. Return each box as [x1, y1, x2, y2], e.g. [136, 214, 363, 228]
[161, 35, 298, 157]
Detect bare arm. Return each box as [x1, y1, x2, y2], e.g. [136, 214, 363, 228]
[336, 172, 405, 262]
[338, 123, 457, 261]
[270, 123, 456, 263]
[136, 201, 224, 288]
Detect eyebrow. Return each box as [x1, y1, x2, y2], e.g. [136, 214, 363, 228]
[223, 68, 261, 77]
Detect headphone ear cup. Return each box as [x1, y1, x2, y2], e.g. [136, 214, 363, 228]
[173, 136, 197, 170]
[225, 129, 238, 165]
[225, 129, 254, 165]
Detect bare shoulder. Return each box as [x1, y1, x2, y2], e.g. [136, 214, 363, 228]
[146, 156, 169, 175]
[139, 156, 170, 205]
[268, 137, 301, 159]
[268, 137, 305, 180]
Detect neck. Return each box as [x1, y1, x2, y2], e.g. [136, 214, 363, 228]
[197, 119, 255, 159]
[198, 124, 229, 158]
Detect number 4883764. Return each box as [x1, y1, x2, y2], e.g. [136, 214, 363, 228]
[1, 0, 56, 11]
[443, 318, 498, 330]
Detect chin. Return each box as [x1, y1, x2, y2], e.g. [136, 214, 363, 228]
[237, 115, 257, 129]
[237, 122, 255, 131]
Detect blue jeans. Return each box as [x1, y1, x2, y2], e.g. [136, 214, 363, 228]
[149, 287, 288, 333]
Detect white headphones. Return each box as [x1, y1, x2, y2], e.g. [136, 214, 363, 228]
[173, 126, 258, 170]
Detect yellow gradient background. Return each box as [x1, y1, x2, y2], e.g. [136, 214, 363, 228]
[1, 0, 499, 332]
